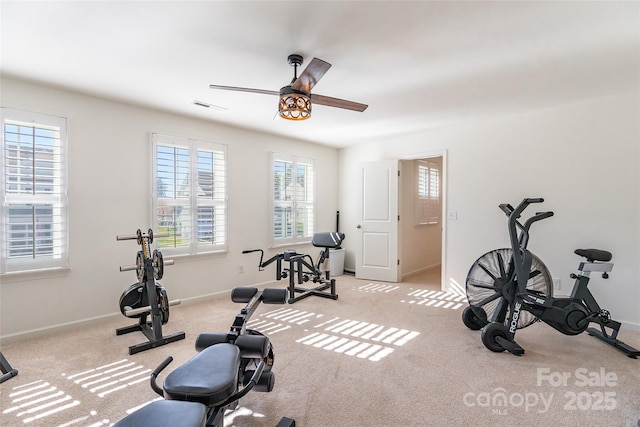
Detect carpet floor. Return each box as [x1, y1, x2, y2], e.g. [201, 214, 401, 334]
[1, 269, 639, 426]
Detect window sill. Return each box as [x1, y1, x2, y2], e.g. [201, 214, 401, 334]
[270, 241, 312, 250]
[163, 250, 228, 262]
[1, 266, 71, 283]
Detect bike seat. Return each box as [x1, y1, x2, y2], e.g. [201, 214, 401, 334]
[163, 343, 240, 406]
[574, 248, 612, 262]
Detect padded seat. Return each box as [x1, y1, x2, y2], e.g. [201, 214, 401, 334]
[113, 400, 206, 427]
[312, 232, 345, 249]
[574, 248, 612, 262]
[163, 343, 240, 406]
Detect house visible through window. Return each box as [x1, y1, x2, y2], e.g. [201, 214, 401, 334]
[416, 159, 440, 225]
[1, 108, 68, 274]
[272, 153, 314, 245]
[152, 133, 227, 255]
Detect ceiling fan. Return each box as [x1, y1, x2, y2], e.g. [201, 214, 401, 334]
[209, 54, 368, 121]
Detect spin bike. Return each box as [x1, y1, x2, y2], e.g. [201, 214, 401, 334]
[462, 197, 639, 358]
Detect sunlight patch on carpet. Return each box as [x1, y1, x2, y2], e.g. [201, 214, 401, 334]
[62, 359, 151, 398]
[3, 379, 84, 424]
[401, 288, 466, 310]
[355, 283, 400, 293]
[295, 319, 419, 361]
[255, 309, 419, 361]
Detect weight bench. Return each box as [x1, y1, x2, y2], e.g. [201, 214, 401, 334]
[243, 232, 345, 304]
[113, 287, 296, 427]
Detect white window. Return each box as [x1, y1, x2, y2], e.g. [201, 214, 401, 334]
[152, 134, 227, 255]
[416, 159, 440, 225]
[1, 108, 68, 274]
[271, 153, 314, 245]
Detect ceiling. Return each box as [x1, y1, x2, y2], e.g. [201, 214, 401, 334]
[1, 1, 638, 148]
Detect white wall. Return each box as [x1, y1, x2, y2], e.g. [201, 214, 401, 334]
[0, 76, 338, 340]
[339, 91, 640, 327]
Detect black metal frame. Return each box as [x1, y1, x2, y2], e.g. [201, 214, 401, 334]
[473, 198, 639, 358]
[116, 230, 185, 355]
[113, 287, 293, 427]
[0, 352, 18, 383]
[243, 246, 338, 304]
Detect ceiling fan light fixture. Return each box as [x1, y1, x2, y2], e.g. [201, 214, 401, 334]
[278, 86, 311, 120]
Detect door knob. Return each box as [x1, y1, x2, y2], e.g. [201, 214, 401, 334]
[356, 225, 362, 229]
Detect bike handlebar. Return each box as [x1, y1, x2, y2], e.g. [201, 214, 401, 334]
[524, 197, 544, 204]
[502, 198, 553, 253]
[499, 203, 514, 216]
[150, 356, 173, 396]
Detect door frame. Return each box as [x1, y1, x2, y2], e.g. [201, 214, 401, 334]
[399, 149, 447, 292]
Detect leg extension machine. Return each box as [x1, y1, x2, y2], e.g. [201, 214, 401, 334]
[243, 232, 345, 304]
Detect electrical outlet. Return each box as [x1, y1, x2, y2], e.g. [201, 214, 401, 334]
[238, 265, 244, 274]
[553, 278, 560, 290]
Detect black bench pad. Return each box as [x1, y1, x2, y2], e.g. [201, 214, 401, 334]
[113, 400, 206, 427]
[312, 232, 345, 249]
[164, 343, 240, 406]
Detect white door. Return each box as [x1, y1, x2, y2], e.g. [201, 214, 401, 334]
[355, 160, 399, 282]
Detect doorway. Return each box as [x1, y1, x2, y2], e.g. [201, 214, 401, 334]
[399, 155, 444, 288]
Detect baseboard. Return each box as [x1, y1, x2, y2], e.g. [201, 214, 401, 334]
[401, 264, 441, 280]
[0, 312, 121, 345]
[620, 320, 640, 332]
[343, 266, 439, 280]
[0, 280, 280, 345]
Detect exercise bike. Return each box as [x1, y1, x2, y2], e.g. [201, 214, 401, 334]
[113, 286, 296, 427]
[462, 197, 639, 358]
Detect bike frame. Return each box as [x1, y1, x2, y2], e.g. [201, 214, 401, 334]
[501, 199, 554, 335]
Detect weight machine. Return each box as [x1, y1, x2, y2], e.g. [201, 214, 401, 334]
[0, 352, 18, 384]
[113, 286, 296, 427]
[116, 229, 185, 355]
[243, 232, 344, 304]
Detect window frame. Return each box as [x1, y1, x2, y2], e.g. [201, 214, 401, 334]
[151, 133, 228, 257]
[1, 108, 69, 274]
[270, 152, 315, 247]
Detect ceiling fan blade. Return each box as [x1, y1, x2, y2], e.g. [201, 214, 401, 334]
[209, 84, 279, 96]
[291, 57, 331, 93]
[311, 94, 368, 112]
